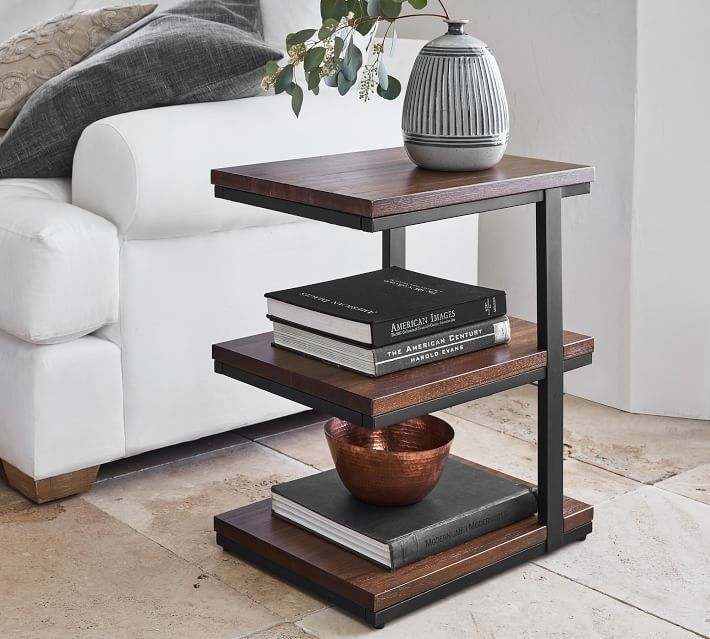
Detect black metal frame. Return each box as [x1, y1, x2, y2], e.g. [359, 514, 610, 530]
[213, 183, 591, 627]
[215, 353, 590, 429]
[536, 188, 565, 549]
[215, 183, 589, 233]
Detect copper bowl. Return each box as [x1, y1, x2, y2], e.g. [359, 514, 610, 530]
[324, 415, 455, 507]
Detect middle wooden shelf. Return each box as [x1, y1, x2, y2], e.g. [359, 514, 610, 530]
[213, 317, 594, 429]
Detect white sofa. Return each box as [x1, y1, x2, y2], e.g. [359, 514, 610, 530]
[0, 0, 478, 501]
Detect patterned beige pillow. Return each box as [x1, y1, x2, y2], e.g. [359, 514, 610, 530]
[0, 4, 157, 129]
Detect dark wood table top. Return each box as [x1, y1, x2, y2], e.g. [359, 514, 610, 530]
[212, 147, 595, 218]
[213, 317, 594, 418]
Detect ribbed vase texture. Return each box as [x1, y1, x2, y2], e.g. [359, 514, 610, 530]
[402, 22, 509, 171]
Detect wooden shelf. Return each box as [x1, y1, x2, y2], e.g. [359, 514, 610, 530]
[212, 148, 594, 219]
[213, 317, 594, 428]
[214, 457, 593, 627]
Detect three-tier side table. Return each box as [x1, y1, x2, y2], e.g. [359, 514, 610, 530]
[210, 147, 595, 629]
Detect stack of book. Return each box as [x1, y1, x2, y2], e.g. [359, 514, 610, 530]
[271, 459, 538, 570]
[264, 268, 535, 571]
[265, 267, 511, 377]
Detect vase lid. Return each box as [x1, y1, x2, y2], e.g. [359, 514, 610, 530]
[444, 19, 469, 35]
[421, 19, 489, 54]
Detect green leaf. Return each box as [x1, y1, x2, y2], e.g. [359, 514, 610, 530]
[369, 0, 384, 16]
[355, 16, 377, 35]
[372, 0, 389, 16]
[378, 59, 388, 91]
[318, 18, 339, 40]
[334, 36, 345, 58]
[337, 72, 355, 95]
[291, 83, 304, 117]
[341, 40, 363, 82]
[368, 0, 401, 17]
[274, 64, 293, 94]
[408, 0, 427, 8]
[286, 29, 316, 47]
[307, 69, 322, 91]
[304, 47, 326, 72]
[376, 74, 401, 99]
[382, 0, 403, 16]
[321, 0, 347, 20]
[312, 85, 320, 95]
[346, 0, 364, 17]
[265, 60, 279, 77]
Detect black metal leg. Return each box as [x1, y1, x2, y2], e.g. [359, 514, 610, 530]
[382, 228, 406, 268]
[536, 188, 564, 551]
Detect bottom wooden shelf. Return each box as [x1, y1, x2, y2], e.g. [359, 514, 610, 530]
[214, 458, 594, 628]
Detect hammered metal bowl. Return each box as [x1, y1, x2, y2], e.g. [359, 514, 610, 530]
[324, 415, 455, 507]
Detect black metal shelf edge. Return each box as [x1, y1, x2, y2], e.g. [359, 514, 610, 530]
[215, 352, 592, 429]
[215, 183, 591, 233]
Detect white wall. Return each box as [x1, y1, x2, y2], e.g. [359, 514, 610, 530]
[630, 0, 710, 418]
[397, 1, 710, 418]
[399, 1, 637, 411]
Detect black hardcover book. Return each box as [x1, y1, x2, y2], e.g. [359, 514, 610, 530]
[271, 316, 511, 376]
[271, 459, 538, 570]
[265, 267, 506, 347]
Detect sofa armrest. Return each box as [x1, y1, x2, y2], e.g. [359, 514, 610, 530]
[71, 39, 425, 241]
[0, 179, 118, 344]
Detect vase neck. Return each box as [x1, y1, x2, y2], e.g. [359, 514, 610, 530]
[445, 19, 469, 35]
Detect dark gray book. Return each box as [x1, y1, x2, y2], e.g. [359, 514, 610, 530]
[271, 316, 511, 376]
[271, 459, 538, 570]
[265, 267, 506, 347]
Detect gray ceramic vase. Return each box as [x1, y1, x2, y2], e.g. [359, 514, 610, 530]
[402, 20, 509, 172]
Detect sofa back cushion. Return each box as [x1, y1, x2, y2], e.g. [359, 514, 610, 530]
[0, 1, 184, 43]
[259, 0, 323, 53]
[0, 0, 281, 178]
[1, 1, 322, 48]
[0, 4, 157, 130]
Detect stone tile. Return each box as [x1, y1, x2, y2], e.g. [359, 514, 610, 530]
[440, 412, 641, 505]
[0, 498, 279, 638]
[657, 463, 710, 505]
[84, 443, 325, 621]
[297, 562, 694, 639]
[445, 384, 540, 441]
[242, 622, 318, 639]
[98, 432, 250, 481]
[202, 553, 326, 625]
[538, 486, 710, 636]
[259, 424, 335, 471]
[445, 385, 710, 483]
[0, 473, 25, 510]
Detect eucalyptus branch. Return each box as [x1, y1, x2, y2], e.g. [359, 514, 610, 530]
[379, 13, 449, 21]
[265, 0, 454, 116]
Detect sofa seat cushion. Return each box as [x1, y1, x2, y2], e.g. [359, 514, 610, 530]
[0, 178, 118, 344]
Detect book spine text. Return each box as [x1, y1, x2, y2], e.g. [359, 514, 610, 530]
[373, 317, 510, 376]
[390, 490, 538, 569]
[371, 293, 507, 346]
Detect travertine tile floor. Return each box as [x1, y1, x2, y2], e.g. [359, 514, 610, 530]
[1, 386, 709, 638]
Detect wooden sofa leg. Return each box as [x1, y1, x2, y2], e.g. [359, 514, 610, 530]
[1, 461, 99, 504]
